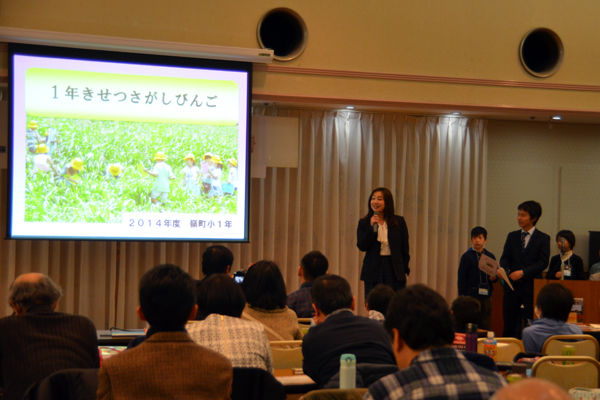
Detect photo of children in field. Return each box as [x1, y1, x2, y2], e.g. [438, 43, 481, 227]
[24, 117, 239, 223]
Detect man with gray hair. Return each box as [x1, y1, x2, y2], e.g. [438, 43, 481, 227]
[0, 273, 99, 400]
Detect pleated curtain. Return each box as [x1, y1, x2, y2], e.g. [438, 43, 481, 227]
[0, 109, 487, 329]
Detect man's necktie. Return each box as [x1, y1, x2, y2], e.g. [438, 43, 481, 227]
[521, 231, 529, 252]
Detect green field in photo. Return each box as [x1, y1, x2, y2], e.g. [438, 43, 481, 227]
[25, 117, 238, 223]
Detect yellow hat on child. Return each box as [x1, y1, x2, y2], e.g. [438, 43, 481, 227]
[71, 158, 84, 171]
[28, 121, 39, 129]
[109, 164, 122, 176]
[154, 152, 166, 161]
[36, 144, 49, 154]
[212, 155, 222, 164]
[184, 154, 195, 162]
[203, 152, 214, 160]
[228, 158, 237, 167]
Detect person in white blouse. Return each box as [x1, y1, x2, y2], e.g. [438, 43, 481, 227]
[357, 188, 410, 297]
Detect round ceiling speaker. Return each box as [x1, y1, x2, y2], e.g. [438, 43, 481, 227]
[519, 28, 564, 78]
[257, 8, 308, 62]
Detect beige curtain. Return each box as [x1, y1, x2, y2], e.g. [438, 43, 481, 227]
[0, 110, 487, 329]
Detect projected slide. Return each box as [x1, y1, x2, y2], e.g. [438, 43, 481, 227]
[9, 47, 250, 241]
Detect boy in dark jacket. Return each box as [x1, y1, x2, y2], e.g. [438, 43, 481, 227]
[457, 226, 497, 330]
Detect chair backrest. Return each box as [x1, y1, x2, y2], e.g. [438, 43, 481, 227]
[532, 356, 600, 391]
[542, 335, 600, 359]
[303, 388, 369, 400]
[270, 344, 304, 369]
[476, 337, 524, 362]
[232, 367, 286, 400]
[299, 323, 311, 334]
[270, 340, 303, 347]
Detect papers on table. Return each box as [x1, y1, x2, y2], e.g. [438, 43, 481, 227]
[275, 375, 316, 385]
[478, 254, 514, 291]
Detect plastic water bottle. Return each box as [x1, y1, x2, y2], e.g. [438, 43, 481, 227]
[339, 354, 356, 389]
[466, 323, 478, 352]
[483, 331, 497, 361]
[562, 345, 575, 365]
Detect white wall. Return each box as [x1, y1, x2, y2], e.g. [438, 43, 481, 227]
[486, 120, 600, 269]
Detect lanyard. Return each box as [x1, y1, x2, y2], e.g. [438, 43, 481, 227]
[473, 248, 488, 285]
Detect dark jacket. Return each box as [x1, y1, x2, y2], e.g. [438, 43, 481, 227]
[546, 253, 585, 280]
[499, 228, 551, 295]
[457, 248, 496, 297]
[302, 310, 396, 388]
[0, 304, 100, 400]
[357, 215, 410, 282]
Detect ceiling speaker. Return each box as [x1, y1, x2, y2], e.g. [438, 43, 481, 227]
[257, 8, 307, 62]
[519, 28, 564, 78]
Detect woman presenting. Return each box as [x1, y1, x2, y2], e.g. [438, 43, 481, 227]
[357, 187, 410, 296]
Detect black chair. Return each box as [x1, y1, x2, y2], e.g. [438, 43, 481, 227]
[462, 351, 499, 372]
[231, 367, 286, 400]
[22, 368, 99, 400]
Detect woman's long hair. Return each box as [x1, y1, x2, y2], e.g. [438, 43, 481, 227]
[362, 187, 398, 228]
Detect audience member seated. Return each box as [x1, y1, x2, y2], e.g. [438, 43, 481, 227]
[451, 296, 481, 334]
[97, 264, 233, 400]
[450, 296, 481, 351]
[287, 250, 329, 318]
[490, 378, 572, 400]
[366, 284, 395, 323]
[365, 284, 506, 400]
[302, 275, 396, 388]
[201, 245, 234, 281]
[241, 260, 304, 341]
[546, 230, 585, 280]
[0, 273, 99, 400]
[589, 243, 600, 278]
[187, 274, 274, 374]
[522, 282, 582, 353]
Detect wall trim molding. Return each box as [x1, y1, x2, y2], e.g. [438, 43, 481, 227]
[253, 64, 600, 93]
[252, 92, 600, 118]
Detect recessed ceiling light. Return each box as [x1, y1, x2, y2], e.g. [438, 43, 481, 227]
[346, 105, 355, 110]
[552, 115, 562, 120]
[452, 112, 461, 115]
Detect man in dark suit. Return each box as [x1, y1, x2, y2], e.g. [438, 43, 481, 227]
[97, 264, 233, 400]
[302, 275, 396, 387]
[0, 273, 99, 400]
[500, 200, 551, 338]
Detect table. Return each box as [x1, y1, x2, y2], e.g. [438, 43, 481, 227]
[575, 324, 600, 351]
[275, 369, 317, 399]
[97, 329, 144, 346]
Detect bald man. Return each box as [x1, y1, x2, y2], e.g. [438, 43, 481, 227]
[0, 273, 99, 400]
[491, 378, 572, 400]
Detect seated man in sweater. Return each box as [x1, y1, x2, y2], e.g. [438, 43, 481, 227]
[365, 284, 506, 400]
[97, 264, 233, 400]
[0, 273, 99, 400]
[287, 250, 329, 318]
[302, 275, 396, 387]
[522, 283, 582, 353]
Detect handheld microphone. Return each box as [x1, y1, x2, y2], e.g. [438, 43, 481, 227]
[560, 237, 566, 255]
[373, 211, 379, 233]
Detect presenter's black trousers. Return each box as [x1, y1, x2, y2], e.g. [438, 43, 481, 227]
[502, 285, 534, 339]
